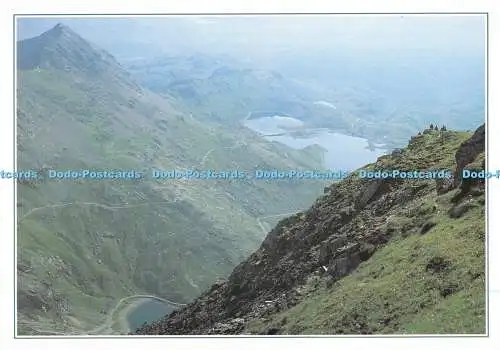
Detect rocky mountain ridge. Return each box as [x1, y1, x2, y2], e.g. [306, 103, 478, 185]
[134, 124, 486, 335]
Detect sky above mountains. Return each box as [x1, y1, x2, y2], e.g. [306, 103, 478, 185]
[16, 15, 486, 62]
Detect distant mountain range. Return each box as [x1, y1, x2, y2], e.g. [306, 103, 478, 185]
[17, 18, 486, 150]
[127, 52, 485, 150]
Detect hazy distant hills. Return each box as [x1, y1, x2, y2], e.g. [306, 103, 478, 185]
[16, 24, 326, 335]
[127, 56, 353, 135]
[128, 52, 485, 150]
[129, 61, 313, 126]
[17, 18, 485, 149]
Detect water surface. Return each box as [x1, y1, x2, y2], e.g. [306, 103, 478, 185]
[127, 299, 175, 331]
[244, 116, 387, 171]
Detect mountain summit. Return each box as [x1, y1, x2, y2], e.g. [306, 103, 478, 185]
[17, 23, 130, 81]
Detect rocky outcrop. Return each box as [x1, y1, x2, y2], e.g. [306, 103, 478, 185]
[435, 124, 485, 196]
[355, 179, 384, 209]
[435, 177, 454, 195]
[453, 124, 485, 188]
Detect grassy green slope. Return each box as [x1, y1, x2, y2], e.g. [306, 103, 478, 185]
[246, 130, 485, 334]
[249, 199, 484, 334]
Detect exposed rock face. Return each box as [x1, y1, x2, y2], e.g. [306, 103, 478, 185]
[453, 124, 485, 188]
[435, 124, 485, 197]
[435, 178, 452, 194]
[391, 148, 403, 157]
[355, 179, 384, 209]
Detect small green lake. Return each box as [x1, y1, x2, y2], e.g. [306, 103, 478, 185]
[127, 299, 176, 331]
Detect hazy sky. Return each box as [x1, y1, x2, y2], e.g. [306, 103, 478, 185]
[184, 15, 485, 54]
[17, 14, 486, 60]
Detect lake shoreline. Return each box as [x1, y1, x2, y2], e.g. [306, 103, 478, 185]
[125, 298, 177, 332]
[117, 298, 150, 334]
[243, 116, 387, 171]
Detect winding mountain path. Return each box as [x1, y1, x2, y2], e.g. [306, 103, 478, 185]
[199, 141, 245, 167]
[19, 201, 179, 223]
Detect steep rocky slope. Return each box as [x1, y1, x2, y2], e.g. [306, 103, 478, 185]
[135, 124, 486, 335]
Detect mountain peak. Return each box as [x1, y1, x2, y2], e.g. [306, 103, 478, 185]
[17, 23, 129, 81]
[43, 22, 76, 38]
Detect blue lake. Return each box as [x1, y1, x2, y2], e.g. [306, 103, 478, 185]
[127, 299, 176, 331]
[244, 116, 387, 171]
